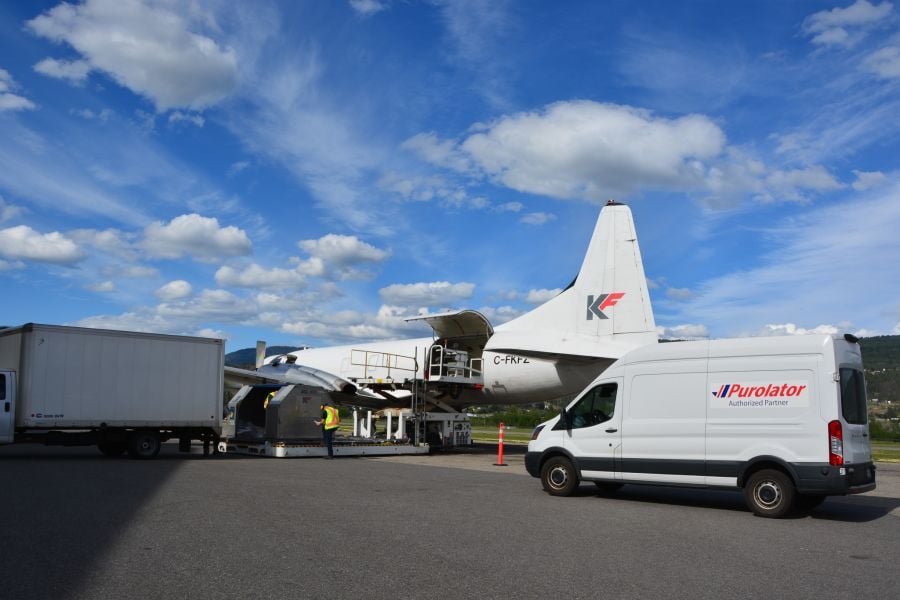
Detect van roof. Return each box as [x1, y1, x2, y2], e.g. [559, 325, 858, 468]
[620, 334, 837, 365]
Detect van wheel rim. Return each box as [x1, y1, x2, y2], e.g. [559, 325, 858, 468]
[549, 466, 568, 488]
[755, 481, 781, 508]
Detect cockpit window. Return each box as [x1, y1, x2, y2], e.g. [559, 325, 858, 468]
[568, 383, 617, 429]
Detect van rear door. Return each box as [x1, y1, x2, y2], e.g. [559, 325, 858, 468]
[838, 366, 872, 465]
[1, 371, 13, 443]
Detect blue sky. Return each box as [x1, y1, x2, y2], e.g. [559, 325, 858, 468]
[1, 0, 899, 352]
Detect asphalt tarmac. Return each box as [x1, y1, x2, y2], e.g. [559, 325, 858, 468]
[1, 443, 898, 600]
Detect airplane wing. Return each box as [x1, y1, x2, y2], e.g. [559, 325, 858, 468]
[224, 364, 387, 406]
[224, 365, 290, 386]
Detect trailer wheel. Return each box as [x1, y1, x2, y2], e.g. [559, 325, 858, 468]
[744, 469, 795, 518]
[98, 442, 127, 457]
[540, 456, 578, 496]
[127, 430, 161, 459]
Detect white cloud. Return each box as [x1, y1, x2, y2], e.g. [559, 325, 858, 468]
[85, 280, 115, 293]
[863, 46, 900, 78]
[74, 310, 172, 333]
[0, 225, 85, 265]
[802, 1, 893, 48]
[297, 234, 390, 280]
[215, 263, 307, 290]
[74, 289, 253, 337]
[477, 305, 525, 325]
[0, 259, 25, 271]
[525, 288, 562, 304]
[141, 214, 251, 262]
[665, 287, 695, 300]
[155, 280, 193, 301]
[437, 0, 516, 108]
[299, 234, 389, 265]
[0, 114, 223, 227]
[33, 57, 91, 83]
[379, 281, 475, 307]
[852, 169, 888, 190]
[227, 161, 250, 176]
[156, 289, 257, 322]
[0, 197, 24, 223]
[168, 111, 205, 127]
[114, 265, 158, 278]
[0, 68, 36, 112]
[496, 201, 523, 213]
[194, 328, 228, 340]
[754, 323, 840, 337]
[350, 0, 387, 16]
[27, 0, 238, 111]
[402, 132, 473, 173]
[520, 212, 557, 225]
[760, 165, 845, 202]
[667, 182, 900, 337]
[419, 101, 726, 201]
[658, 324, 710, 339]
[72, 107, 113, 121]
[69, 228, 138, 261]
[280, 304, 430, 344]
[407, 101, 727, 201]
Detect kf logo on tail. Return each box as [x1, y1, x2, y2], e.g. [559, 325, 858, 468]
[586, 292, 625, 320]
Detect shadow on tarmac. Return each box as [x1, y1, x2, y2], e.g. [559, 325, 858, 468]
[0, 444, 232, 599]
[561, 481, 898, 522]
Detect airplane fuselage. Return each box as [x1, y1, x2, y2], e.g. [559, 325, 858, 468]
[267, 339, 612, 408]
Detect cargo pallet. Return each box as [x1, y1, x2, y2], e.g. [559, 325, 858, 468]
[219, 438, 429, 458]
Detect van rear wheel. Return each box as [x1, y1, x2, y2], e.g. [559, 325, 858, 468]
[541, 456, 578, 496]
[744, 469, 795, 518]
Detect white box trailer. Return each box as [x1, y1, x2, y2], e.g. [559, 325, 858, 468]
[0, 323, 223, 458]
[526, 333, 876, 517]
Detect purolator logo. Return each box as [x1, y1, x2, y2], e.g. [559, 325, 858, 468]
[710, 381, 810, 408]
[712, 383, 807, 399]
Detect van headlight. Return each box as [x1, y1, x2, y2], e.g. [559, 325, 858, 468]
[531, 425, 545, 441]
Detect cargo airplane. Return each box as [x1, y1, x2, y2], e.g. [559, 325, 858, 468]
[226, 201, 657, 410]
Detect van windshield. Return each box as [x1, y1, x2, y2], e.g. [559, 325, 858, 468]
[568, 383, 617, 429]
[839, 368, 867, 425]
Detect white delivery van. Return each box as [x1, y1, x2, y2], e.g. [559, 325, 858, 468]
[525, 334, 876, 517]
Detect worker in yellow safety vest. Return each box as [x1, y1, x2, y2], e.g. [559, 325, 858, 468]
[314, 403, 340, 458]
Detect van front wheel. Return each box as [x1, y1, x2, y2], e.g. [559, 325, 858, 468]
[744, 469, 795, 518]
[541, 456, 578, 496]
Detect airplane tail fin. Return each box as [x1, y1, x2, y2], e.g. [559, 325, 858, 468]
[489, 201, 657, 358]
